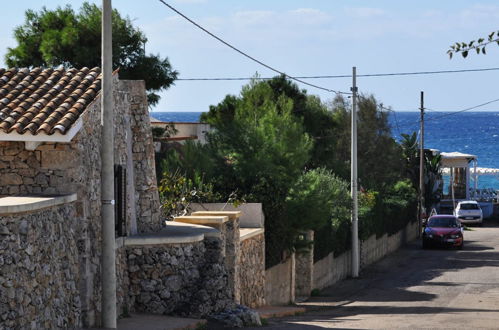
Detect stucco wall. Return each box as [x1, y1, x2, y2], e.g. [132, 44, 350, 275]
[0, 202, 81, 329]
[360, 220, 419, 268]
[265, 253, 295, 305]
[313, 250, 352, 291]
[313, 220, 418, 291]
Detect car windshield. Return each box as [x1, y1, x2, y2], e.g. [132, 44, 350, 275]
[460, 203, 479, 210]
[428, 217, 459, 228]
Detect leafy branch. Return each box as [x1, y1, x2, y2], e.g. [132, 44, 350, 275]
[448, 31, 499, 58]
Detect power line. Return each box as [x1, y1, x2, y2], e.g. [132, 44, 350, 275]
[425, 97, 499, 122]
[382, 96, 499, 132]
[157, 0, 350, 95]
[176, 67, 499, 81]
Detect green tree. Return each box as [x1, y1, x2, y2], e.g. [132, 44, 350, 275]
[205, 79, 313, 267]
[424, 153, 442, 211]
[202, 75, 337, 170]
[328, 94, 405, 190]
[400, 132, 419, 189]
[5, 2, 177, 106]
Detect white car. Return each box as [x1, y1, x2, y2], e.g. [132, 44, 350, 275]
[454, 201, 483, 225]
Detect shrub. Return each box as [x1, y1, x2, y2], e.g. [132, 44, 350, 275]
[359, 180, 417, 240]
[285, 168, 352, 261]
[157, 169, 220, 220]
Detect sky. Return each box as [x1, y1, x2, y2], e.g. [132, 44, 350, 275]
[2, 1, 499, 113]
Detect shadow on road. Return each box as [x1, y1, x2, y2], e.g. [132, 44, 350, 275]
[253, 226, 499, 329]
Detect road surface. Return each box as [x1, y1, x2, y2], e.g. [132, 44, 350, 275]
[256, 221, 499, 329]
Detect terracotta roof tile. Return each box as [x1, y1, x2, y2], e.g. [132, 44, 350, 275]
[0, 67, 102, 136]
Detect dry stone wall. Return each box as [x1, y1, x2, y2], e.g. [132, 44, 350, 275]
[0, 77, 161, 327]
[120, 80, 161, 234]
[239, 233, 265, 308]
[0, 203, 81, 329]
[115, 242, 131, 318]
[126, 238, 234, 318]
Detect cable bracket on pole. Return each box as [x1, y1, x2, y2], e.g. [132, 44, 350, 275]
[102, 199, 115, 205]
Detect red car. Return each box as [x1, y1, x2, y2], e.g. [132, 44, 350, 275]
[422, 215, 464, 249]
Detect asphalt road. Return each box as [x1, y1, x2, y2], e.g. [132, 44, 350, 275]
[256, 220, 499, 329]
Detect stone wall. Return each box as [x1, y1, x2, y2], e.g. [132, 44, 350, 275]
[239, 233, 265, 308]
[115, 241, 131, 318]
[0, 77, 161, 327]
[0, 203, 81, 329]
[120, 80, 161, 234]
[220, 218, 239, 304]
[126, 238, 233, 318]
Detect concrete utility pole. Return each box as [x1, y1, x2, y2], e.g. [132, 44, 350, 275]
[351, 67, 359, 278]
[419, 91, 425, 238]
[101, 0, 117, 327]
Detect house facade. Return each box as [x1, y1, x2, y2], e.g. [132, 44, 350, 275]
[0, 67, 266, 328]
[0, 67, 160, 327]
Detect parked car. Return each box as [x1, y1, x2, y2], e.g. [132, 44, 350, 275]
[454, 200, 483, 225]
[422, 215, 463, 249]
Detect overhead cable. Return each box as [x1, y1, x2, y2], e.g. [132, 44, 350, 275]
[425, 97, 499, 122]
[157, 0, 350, 95]
[176, 67, 499, 81]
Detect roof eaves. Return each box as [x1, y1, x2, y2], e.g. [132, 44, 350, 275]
[0, 116, 83, 143]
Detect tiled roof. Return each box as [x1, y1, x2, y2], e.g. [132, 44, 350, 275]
[0, 67, 101, 136]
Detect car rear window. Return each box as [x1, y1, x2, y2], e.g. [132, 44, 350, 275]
[428, 217, 459, 227]
[460, 203, 479, 210]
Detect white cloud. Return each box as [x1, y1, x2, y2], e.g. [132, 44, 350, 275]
[173, 0, 207, 4]
[345, 7, 386, 18]
[288, 8, 331, 25]
[232, 10, 274, 27]
[460, 4, 499, 20]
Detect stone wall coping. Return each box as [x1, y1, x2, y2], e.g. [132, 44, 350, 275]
[174, 215, 229, 225]
[191, 211, 242, 221]
[0, 193, 77, 215]
[240, 228, 265, 241]
[125, 221, 221, 246]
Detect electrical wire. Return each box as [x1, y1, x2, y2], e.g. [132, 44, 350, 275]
[425, 97, 499, 122]
[157, 0, 350, 95]
[176, 67, 499, 81]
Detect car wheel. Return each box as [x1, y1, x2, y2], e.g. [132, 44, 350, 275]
[458, 242, 464, 250]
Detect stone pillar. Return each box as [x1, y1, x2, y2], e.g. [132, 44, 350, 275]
[176, 212, 241, 304]
[295, 230, 314, 298]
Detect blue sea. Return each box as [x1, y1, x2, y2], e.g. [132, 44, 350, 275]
[152, 111, 499, 189]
